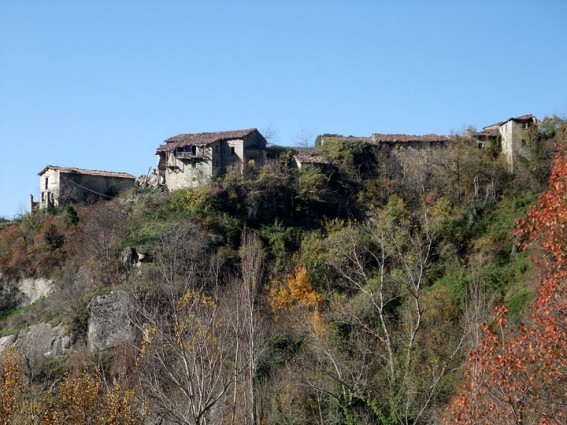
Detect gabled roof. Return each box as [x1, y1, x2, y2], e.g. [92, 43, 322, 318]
[38, 165, 135, 179]
[157, 128, 260, 153]
[372, 133, 451, 143]
[483, 114, 536, 130]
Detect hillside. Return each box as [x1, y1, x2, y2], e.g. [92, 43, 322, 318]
[0, 121, 566, 424]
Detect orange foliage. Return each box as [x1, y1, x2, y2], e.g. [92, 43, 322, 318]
[269, 266, 324, 313]
[444, 149, 567, 424]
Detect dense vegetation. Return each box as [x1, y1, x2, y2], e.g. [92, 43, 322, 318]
[1, 119, 565, 424]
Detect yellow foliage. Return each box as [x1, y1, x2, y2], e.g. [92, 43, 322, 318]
[269, 266, 324, 314]
[0, 347, 24, 425]
[0, 353, 140, 425]
[308, 310, 327, 337]
[39, 367, 141, 425]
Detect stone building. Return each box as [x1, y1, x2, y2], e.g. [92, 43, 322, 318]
[292, 147, 331, 169]
[33, 165, 135, 210]
[156, 128, 267, 191]
[480, 114, 538, 171]
[371, 133, 452, 149]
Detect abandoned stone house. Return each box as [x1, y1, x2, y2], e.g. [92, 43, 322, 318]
[474, 114, 538, 171]
[317, 133, 451, 151]
[371, 133, 452, 150]
[155, 128, 267, 191]
[292, 148, 332, 169]
[32, 165, 135, 211]
[318, 114, 537, 172]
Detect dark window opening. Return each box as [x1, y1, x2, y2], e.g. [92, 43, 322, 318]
[45, 178, 48, 190]
[230, 146, 235, 155]
[192, 145, 197, 155]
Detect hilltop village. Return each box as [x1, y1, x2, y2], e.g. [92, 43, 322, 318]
[30, 114, 537, 211]
[1, 112, 566, 424]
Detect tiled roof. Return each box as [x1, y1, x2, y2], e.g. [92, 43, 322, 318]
[38, 165, 135, 179]
[320, 135, 373, 144]
[372, 133, 451, 143]
[510, 114, 536, 122]
[484, 114, 536, 130]
[157, 128, 258, 152]
[293, 148, 331, 165]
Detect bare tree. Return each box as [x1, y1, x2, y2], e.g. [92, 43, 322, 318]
[129, 221, 239, 425]
[235, 228, 266, 425]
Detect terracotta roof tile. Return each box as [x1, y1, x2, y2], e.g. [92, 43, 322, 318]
[293, 148, 331, 165]
[483, 114, 536, 130]
[38, 165, 134, 179]
[157, 128, 259, 152]
[372, 133, 451, 143]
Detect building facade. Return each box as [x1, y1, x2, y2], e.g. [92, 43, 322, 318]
[481, 114, 538, 171]
[155, 128, 267, 191]
[33, 166, 135, 210]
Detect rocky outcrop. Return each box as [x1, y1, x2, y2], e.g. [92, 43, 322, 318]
[14, 323, 72, 362]
[0, 277, 53, 311]
[87, 290, 136, 352]
[18, 278, 53, 305]
[0, 335, 16, 355]
[0, 280, 23, 310]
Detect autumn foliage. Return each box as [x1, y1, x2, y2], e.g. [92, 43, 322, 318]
[0, 347, 140, 425]
[444, 148, 567, 424]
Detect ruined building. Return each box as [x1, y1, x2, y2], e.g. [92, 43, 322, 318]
[156, 128, 267, 191]
[476, 114, 538, 171]
[32, 166, 135, 211]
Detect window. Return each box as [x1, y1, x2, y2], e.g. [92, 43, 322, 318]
[45, 177, 48, 190]
[191, 145, 197, 155]
[230, 146, 235, 155]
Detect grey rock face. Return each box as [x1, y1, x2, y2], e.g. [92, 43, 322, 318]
[88, 290, 135, 352]
[0, 279, 24, 311]
[0, 277, 53, 311]
[14, 323, 70, 362]
[0, 335, 16, 355]
[18, 278, 53, 305]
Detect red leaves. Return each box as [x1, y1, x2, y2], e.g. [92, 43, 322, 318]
[444, 148, 567, 424]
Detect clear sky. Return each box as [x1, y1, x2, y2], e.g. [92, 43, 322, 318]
[1, 0, 566, 218]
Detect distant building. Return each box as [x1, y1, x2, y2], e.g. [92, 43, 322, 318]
[292, 148, 331, 169]
[371, 133, 452, 150]
[155, 128, 267, 191]
[317, 133, 451, 150]
[480, 114, 538, 171]
[32, 165, 135, 210]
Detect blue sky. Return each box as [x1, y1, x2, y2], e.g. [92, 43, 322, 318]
[1, 1, 566, 218]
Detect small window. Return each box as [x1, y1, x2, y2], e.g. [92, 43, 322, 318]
[45, 177, 49, 190]
[191, 145, 197, 155]
[230, 146, 235, 155]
